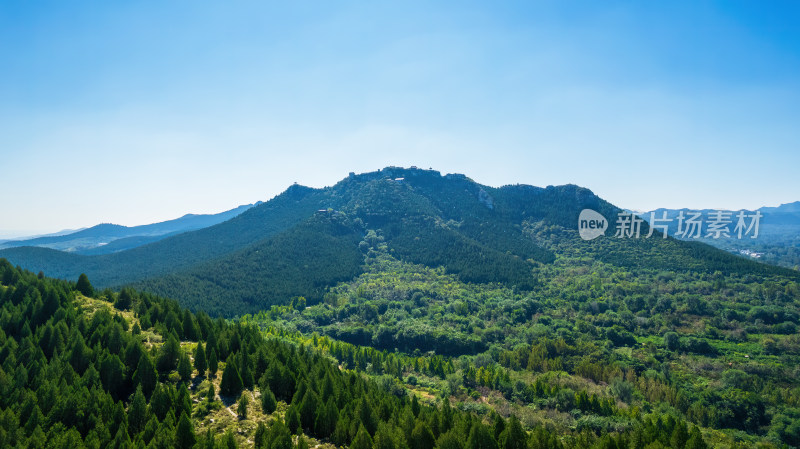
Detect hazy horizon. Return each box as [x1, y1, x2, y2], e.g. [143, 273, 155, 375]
[2, 167, 797, 240]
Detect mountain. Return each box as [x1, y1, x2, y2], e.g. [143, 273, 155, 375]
[641, 203, 800, 270]
[0, 203, 257, 254]
[3, 168, 800, 447]
[0, 185, 330, 286]
[759, 200, 800, 214]
[0, 227, 86, 245]
[2, 167, 796, 318]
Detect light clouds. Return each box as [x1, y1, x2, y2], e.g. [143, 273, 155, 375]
[1, 1, 798, 235]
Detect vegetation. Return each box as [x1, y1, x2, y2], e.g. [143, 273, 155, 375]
[1, 167, 798, 448]
[243, 226, 800, 448]
[0, 259, 719, 448]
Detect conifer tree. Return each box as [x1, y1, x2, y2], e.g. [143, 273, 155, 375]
[267, 419, 293, 449]
[208, 348, 219, 378]
[222, 429, 238, 449]
[76, 273, 94, 297]
[286, 406, 301, 434]
[194, 343, 207, 377]
[314, 398, 338, 439]
[260, 384, 277, 414]
[220, 358, 243, 397]
[115, 288, 134, 311]
[133, 353, 157, 397]
[178, 351, 192, 382]
[157, 334, 181, 373]
[466, 423, 498, 449]
[296, 434, 309, 449]
[498, 415, 526, 449]
[175, 411, 196, 449]
[351, 424, 374, 449]
[238, 393, 249, 420]
[409, 421, 435, 449]
[128, 386, 147, 435]
[254, 422, 268, 449]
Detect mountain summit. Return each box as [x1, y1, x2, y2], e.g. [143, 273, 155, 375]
[1, 167, 794, 316]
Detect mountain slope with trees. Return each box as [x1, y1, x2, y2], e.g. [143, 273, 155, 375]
[1, 167, 796, 318]
[0, 261, 714, 449]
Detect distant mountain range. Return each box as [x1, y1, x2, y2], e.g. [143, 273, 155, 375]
[641, 201, 800, 269]
[0, 203, 257, 254]
[1, 167, 796, 316]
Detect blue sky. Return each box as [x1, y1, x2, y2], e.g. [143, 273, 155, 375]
[1, 1, 799, 237]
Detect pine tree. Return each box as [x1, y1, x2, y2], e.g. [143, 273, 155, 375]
[254, 422, 268, 449]
[207, 382, 216, 402]
[409, 421, 435, 449]
[238, 393, 249, 420]
[128, 386, 147, 435]
[296, 434, 309, 449]
[498, 415, 526, 449]
[286, 406, 301, 434]
[208, 348, 219, 378]
[670, 422, 689, 449]
[76, 273, 94, 297]
[133, 353, 157, 397]
[267, 419, 293, 449]
[315, 398, 338, 439]
[260, 384, 277, 414]
[203, 428, 216, 449]
[239, 349, 254, 389]
[411, 394, 420, 417]
[176, 383, 192, 418]
[99, 354, 126, 399]
[115, 288, 134, 311]
[374, 422, 401, 449]
[298, 390, 320, 432]
[157, 334, 181, 373]
[436, 430, 462, 449]
[111, 424, 131, 449]
[466, 423, 498, 449]
[685, 426, 708, 449]
[357, 397, 378, 435]
[178, 351, 192, 382]
[222, 429, 238, 449]
[491, 412, 505, 441]
[182, 310, 199, 341]
[351, 424, 374, 449]
[150, 383, 173, 421]
[194, 343, 207, 377]
[220, 359, 243, 397]
[175, 411, 196, 449]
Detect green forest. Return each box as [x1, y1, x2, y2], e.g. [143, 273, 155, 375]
[1, 259, 719, 449]
[242, 226, 800, 448]
[1, 168, 799, 448]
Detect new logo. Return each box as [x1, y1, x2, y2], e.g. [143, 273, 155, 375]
[579, 209, 607, 241]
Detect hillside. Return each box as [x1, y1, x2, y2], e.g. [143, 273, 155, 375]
[1, 167, 797, 318]
[642, 203, 800, 270]
[0, 260, 719, 449]
[250, 230, 800, 447]
[0, 186, 327, 286]
[132, 168, 796, 315]
[2, 167, 800, 446]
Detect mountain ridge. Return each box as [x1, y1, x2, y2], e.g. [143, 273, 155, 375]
[2, 167, 796, 317]
[0, 202, 259, 254]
